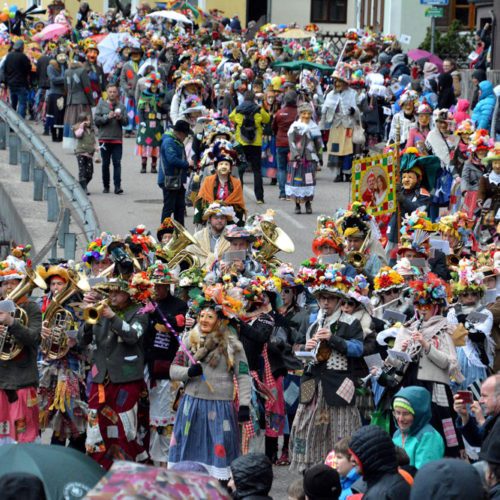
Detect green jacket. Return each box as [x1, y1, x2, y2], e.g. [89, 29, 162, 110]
[392, 386, 445, 469]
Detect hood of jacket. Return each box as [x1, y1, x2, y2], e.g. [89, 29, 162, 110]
[438, 72, 453, 90]
[230, 453, 273, 499]
[472, 69, 487, 82]
[348, 426, 398, 481]
[392, 386, 432, 436]
[410, 459, 483, 499]
[236, 100, 260, 115]
[479, 80, 494, 100]
[456, 99, 470, 112]
[392, 54, 407, 67]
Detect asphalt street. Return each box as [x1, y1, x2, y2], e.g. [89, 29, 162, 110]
[35, 123, 352, 268]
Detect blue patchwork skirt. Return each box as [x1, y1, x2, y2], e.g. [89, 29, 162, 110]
[167, 394, 240, 479]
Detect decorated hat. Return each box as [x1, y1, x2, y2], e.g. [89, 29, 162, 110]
[373, 266, 405, 294]
[482, 142, 500, 164]
[455, 118, 475, 136]
[310, 263, 351, 299]
[312, 216, 345, 256]
[128, 271, 155, 303]
[347, 274, 372, 310]
[0, 255, 26, 282]
[147, 261, 178, 284]
[36, 264, 70, 284]
[331, 62, 351, 84]
[416, 102, 432, 115]
[84, 40, 99, 53]
[179, 267, 206, 288]
[468, 129, 493, 153]
[274, 263, 304, 290]
[224, 225, 256, 242]
[433, 108, 453, 122]
[398, 89, 418, 107]
[95, 277, 129, 294]
[180, 95, 206, 116]
[409, 272, 450, 308]
[400, 148, 440, 191]
[202, 202, 236, 222]
[438, 212, 474, 244]
[178, 74, 204, 89]
[377, 325, 401, 346]
[204, 121, 234, 144]
[393, 257, 421, 278]
[297, 257, 326, 286]
[82, 232, 113, 266]
[451, 260, 485, 299]
[157, 218, 175, 241]
[145, 71, 162, 88]
[339, 202, 372, 239]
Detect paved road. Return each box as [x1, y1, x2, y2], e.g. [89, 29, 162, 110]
[34, 122, 352, 267]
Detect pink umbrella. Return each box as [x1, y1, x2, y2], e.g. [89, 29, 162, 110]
[33, 23, 70, 42]
[407, 49, 443, 73]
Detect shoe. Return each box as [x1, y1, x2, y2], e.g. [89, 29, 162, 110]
[257, 200, 264, 204]
[286, 196, 291, 201]
[103, 187, 109, 193]
[115, 188, 123, 194]
[305, 201, 312, 214]
[43, 130, 50, 136]
[275, 449, 290, 466]
[151, 167, 157, 174]
[270, 178, 277, 186]
[279, 195, 286, 200]
[294, 203, 301, 214]
[140, 167, 146, 173]
[334, 174, 343, 183]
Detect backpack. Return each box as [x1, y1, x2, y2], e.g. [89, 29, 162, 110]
[240, 110, 256, 143]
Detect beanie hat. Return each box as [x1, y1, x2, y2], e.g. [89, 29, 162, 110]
[393, 396, 415, 415]
[303, 464, 341, 500]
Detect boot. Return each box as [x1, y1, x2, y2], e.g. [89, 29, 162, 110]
[151, 160, 158, 174]
[51, 127, 57, 142]
[343, 173, 352, 183]
[305, 201, 312, 214]
[140, 159, 147, 173]
[56, 127, 63, 142]
[295, 203, 301, 214]
[79, 180, 88, 194]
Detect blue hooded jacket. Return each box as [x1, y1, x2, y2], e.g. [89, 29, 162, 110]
[158, 131, 189, 186]
[471, 80, 496, 131]
[392, 386, 445, 469]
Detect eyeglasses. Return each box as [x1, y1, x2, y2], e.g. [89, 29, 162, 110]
[282, 289, 293, 295]
[392, 410, 413, 418]
[318, 295, 338, 302]
[416, 304, 433, 310]
[341, 300, 357, 307]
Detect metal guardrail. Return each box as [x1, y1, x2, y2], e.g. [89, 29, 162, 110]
[0, 99, 101, 262]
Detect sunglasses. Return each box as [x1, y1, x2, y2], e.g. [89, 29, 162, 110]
[282, 288, 293, 295]
[341, 300, 357, 307]
[416, 304, 433, 310]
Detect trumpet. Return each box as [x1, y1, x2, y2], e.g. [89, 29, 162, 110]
[346, 230, 371, 270]
[83, 298, 111, 324]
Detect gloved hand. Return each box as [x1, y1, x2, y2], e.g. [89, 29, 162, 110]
[238, 405, 250, 422]
[187, 363, 203, 378]
[329, 336, 347, 354]
[349, 107, 356, 116]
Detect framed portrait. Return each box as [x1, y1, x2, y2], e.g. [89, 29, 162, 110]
[352, 153, 396, 217]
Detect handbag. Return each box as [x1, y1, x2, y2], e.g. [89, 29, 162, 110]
[352, 123, 365, 145]
[163, 174, 182, 190]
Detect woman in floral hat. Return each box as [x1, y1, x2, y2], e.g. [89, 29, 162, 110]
[387, 90, 418, 148]
[290, 264, 363, 471]
[406, 102, 432, 152]
[451, 118, 475, 177]
[136, 72, 166, 174]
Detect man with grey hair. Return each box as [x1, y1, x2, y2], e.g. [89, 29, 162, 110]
[0, 39, 32, 118]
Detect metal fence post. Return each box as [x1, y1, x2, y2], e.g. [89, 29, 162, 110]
[33, 168, 44, 201]
[47, 186, 58, 222]
[0, 121, 6, 149]
[42, 170, 48, 201]
[64, 233, 76, 260]
[51, 242, 57, 260]
[8, 135, 19, 165]
[58, 209, 70, 248]
[29, 154, 35, 182]
[20, 151, 30, 181]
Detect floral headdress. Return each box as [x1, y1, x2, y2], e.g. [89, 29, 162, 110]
[347, 274, 372, 310]
[373, 266, 405, 294]
[393, 257, 421, 278]
[409, 273, 450, 307]
[455, 118, 475, 136]
[397, 210, 436, 257]
[82, 232, 113, 266]
[145, 71, 162, 88]
[310, 263, 351, 298]
[438, 212, 474, 243]
[190, 283, 243, 318]
[451, 259, 485, 298]
[0, 255, 26, 282]
[398, 89, 418, 107]
[126, 225, 155, 256]
[202, 202, 236, 222]
[312, 216, 345, 256]
[179, 267, 207, 288]
[297, 257, 326, 285]
[128, 271, 155, 303]
[338, 202, 381, 240]
[467, 129, 493, 154]
[274, 263, 304, 289]
[147, 261, 178, 284]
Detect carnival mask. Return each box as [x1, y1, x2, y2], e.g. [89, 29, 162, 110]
[216, 160, 231, 176]
[334, 79, 345, 92]
[401, 171, 418, 191]
[199, 308, 218, 334]
[492, 160, 500, 175]
[403, 101, 415, 115]
[300, 111, 312, 124]
[86, 48, 98, 63]
[257, 58, 268, 70]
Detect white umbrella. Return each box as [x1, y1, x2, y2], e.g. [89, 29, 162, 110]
[97, 33, 140, 74]
[146, 10, 193, 24]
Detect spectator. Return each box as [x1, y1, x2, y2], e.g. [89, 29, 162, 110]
[479, 430, 500, 500]
[158, 119, 191, 224]
[472, 81, 496, 132]
[0, 40, 32, 118]
[36, 45, 52, 135]
[230, 90, 270, 204]
[392, 386, 445, 469]
[454, 99, 471, 125]
[331, 437, 361, 500]
[390, 54, 411, 80]
[94, 82, 129, 194]
[46, 52, 67, 143]
[348, 426, 411, 500]
[288, 478, 305, 500]
[272, 90, 298, 200]
[437, 72, 457, 110]
[303, 464, 341, 500]
[454, 375, 500, 455]
[471, 69, 487, 110]
[410, 459, 486, 500]
[228, 453, 273, 500]
[423, 62, 439, 81]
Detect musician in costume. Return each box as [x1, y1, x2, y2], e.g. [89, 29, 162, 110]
[0, 256, 43, 444]
[156, 217, 175, 246]
[82, 233, 114, 277]
[143, 262, 187, 465]
[77, 277, 149, 469]
[37, 264, 88, 451]
[168, 285, 251, 479]
[290, 264, 363, 471]
[478, 143, 500, 244]
[371, 267, 412, 323]
[194, 143, 245, 227]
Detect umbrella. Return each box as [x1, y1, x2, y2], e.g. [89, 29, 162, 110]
[168, 0, 205, 24]
[146, 10, 193, 24]
[90, 33, 108, 44]
[32, 23, 69, 42]
[0, 443, 104, 500]
[84, 460, 231, 499]
[407, 49, 443, 73]
[97, 32, 140, 74]
[277, 28, 312, 40]
[272, 60, 333, 72]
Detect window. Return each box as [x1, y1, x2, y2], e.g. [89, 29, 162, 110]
[453, 0, 476, 30]
[311, 0, 347, 24]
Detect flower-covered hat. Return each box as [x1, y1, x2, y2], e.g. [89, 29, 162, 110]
[450, 259, 485, 299]
[438, 212, 474, 244]
[147, 261, 178, 284]
[409, 273, 450, 308]
[393, 257, 421, 278]
[338, 202, 375, 239]
[145, 71, 162, 88]
[297, 258, 326, 286]
[397, 210, 436, 257]
[398, 89, 419, 107]
[0, 255, 26, 282]
[128, 271, 155, 303]
[312, 216, 345, 256]
[274, 263, 304, 291]
[482, 142, 500, 164]
[82, 232, 114, 266]
[331, 62, 351, 84]
[455, 118, 475, 136]
[179, 267, 206, 288]
[180, 95, 206, 116]
[347, 274, 372, 310]
[202, 202, 236, 222]
[310, 263, 351, 299]
[416, 102, 432, 115]
[224, 226, 256, 242]
[373, 266, 405, 294]
[468, 129, 493, 154]
[157, 217, 175, 241]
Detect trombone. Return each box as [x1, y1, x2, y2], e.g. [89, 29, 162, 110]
[346, 230, 371, 271]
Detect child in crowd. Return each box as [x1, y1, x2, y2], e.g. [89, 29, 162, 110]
[288, 478, 305, 500]
[328, 437, 361, 500]
[73, 112, 98, 195]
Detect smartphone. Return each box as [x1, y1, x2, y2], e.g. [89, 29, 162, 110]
[457, 390, 473, 405]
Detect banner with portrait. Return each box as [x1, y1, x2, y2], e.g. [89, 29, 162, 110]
[351, 153, 397, 217]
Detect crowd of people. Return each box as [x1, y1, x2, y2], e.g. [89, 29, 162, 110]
[0, 2, 500, 499]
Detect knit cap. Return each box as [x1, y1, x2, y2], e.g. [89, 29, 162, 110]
[393, 397, 414, 414]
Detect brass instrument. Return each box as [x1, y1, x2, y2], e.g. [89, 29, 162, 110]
[254, 221, 295, 266]
[42, 270, 90, 360]
[346, 230, 371, 270]
[83, 298, 111, 325]
[1, 267, 47, 361]
[164, 220, 205, 270]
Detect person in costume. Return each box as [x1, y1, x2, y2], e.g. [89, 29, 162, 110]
[46, 51, 67, 143]
[406, 102, 432, 152]
[290, 264, 363, 471]
[425, 109, 458, 172]
[194, 143, 245, 227]
[37, 264, 87, 452]
[438, 212, 476, 269]
[451, 119, 475, 177]
[143, 262, 187, 465]
[135, 72, 165, 174]
[323, 63, 359, 182]
[77, 277, 149, 470]
[0, 251, 43, 445]
[285, 102, 323, 215]
[168, 286, 251, 479]
[387, 90, 418, 148]
[447, 262, 494, 391]
[83, 40, 105, 106]
[170, 74, 204, 126]
[120, 46, 144, 137]
[156, 217, 175, 246]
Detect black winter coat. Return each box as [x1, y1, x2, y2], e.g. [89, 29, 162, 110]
[230, 453, 273, 500]
[238, 313, 274, 372]
[1, 51, 31, 88]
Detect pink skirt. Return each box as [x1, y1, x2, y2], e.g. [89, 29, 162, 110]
[0, 387, 39, 443]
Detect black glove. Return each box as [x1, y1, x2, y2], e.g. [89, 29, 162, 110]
[238, 405, 250, 422]
[329, 336, 347, 354]
[187, 363, 203, 378]
[349, 107, 356, 116]
[467, 328, 485, 343]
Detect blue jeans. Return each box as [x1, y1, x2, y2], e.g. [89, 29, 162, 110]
[9, 87, 28, 118]
[100, 142, 122, 189]
[276, 146, 289, 197]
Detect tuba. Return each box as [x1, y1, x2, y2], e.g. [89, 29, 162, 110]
[346, 230, 371, 271]
[255, 221, 295, 266]
[1, 267, 47, 361]
[42, 270, 90, 360]
[164, 220, 205, 270]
